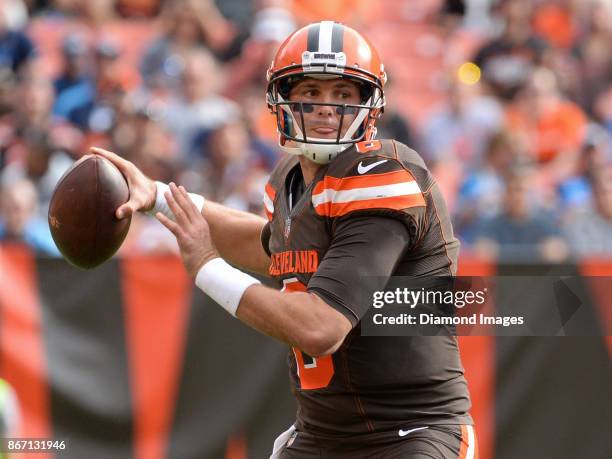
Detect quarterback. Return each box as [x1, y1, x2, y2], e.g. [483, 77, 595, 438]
[94, 21, 476, 459]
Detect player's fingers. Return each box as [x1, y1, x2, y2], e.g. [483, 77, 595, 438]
[115, 203, 134, 220]
[165, 186, 190, 225]
[155, 212, 180, 237]
[91, 147, 122, 163]
[91, 147, 131, 173]
[174, 185, 199, 220]
[178, 186, 200, 218]
[169, 183, 195, 223]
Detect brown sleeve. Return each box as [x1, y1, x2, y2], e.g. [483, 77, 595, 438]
[307, 215, 411, 326]
[260, 221, 272, 257]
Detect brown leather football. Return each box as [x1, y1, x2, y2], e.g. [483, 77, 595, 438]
[48, 154, 131, 269]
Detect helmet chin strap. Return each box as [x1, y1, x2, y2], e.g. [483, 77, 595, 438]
[279, 141, 352, 165]
[277, 94, 374, 165]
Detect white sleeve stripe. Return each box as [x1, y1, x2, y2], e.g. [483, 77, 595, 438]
[466, 425, 475, 459]
[263, 193, 274, 213]
[311, 181, 421, 207]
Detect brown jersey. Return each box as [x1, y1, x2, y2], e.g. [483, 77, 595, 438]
[262, 139, 472, 437]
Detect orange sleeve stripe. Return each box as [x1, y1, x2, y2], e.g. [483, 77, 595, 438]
[314, 193, 425, 217]
[263, 183, 276, 220]
[282, 279, 307, 293]
[265, 182, 276, 200]
[458, 425, 469, 458]
[313, 170, 417, 194]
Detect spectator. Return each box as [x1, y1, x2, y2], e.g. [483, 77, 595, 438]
[16, 74, 55, 132]
[594, 83, 612, 135]
[504, 67, 587, 187]
[222, 167, 269, 216]
[53, 33, 95, 119]
[0, 177, 59, 255]
[49, 0, 117, 23]
[0, 68, 18, 168]
[67, 38, 129, 133]
[223, 3, 296, 143]
[139, 0, 237, 90]
[187, 117, 270, 208]
[557, 122, 612, 210]
[532, 0, 578, 50]
[454, 130, 519, 243]
[563, 164, 612, 257]
[574, 0, 612, 116]
[0, 67, 15, 116]
[291, 0, 377, 27]
[116, 0, 162, 18]
[0, 2, 35, 74]
[110, 96, 177, 175]
[223, 4, 296, 99]
[0, 0, 28, 30]
[423, 77, 504, 166]
[374, 73, 419, 149]
[0, 0, 607, 270]
[121, 116, 272, 254]
[473, 161, 568, 262]
[1, 129, 73, 217]
[474, 0, 546, 100]
[163, 48, 240, 159]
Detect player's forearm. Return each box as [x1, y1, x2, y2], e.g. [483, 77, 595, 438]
[236, 285, 350, 357]
[202, 201, 270, 274]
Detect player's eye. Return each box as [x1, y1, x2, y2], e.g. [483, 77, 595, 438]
[291, 103, 314, 113]
[336, 105, 357, 115]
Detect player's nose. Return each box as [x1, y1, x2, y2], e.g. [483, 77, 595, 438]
[316, 102, 334, 116]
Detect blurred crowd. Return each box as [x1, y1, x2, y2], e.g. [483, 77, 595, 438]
[0, 0, 610, 263]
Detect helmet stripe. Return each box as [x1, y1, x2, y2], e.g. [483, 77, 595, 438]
[307, 23, 320, 51]
[318, 21, 335, 53]
[331, 23, 344, 53]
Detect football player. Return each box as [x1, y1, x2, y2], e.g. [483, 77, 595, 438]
[94, 21, 477, 459]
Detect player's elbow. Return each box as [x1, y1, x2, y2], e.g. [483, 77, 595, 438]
[297, 320, 349, 358]
[298, 332, 342, 358]
[288, 293, 352, 357]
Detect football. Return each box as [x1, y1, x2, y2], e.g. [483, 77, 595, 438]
[48, 154, 131, 269]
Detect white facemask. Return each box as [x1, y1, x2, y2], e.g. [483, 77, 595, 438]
[276, 91, 381, 164]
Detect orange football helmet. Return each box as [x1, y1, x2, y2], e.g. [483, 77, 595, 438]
[267, 21, 387, 164]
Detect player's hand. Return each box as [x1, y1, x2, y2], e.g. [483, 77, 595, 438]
[90, 147, 157, 219]
[156, 182, 219, 278]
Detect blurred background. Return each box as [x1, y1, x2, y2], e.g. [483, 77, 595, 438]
[0, 0, 610, 458]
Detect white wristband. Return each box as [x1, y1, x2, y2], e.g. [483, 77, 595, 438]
[148, 181, 205, 220]
[195, 258, 260, 316]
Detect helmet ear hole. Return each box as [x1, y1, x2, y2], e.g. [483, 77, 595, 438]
[278, 76, 296, 99]
[359, 83, 374, 103]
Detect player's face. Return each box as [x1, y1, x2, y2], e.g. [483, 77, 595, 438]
[288, 78, 362, 140]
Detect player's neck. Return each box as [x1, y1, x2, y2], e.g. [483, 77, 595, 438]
[298, 156, 323, 186]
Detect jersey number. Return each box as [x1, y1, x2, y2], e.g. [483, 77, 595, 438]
[355, 139, 382, 153]
[282, 278, 335, 390]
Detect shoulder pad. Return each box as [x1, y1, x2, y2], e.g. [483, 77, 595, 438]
[312, 147, 426, 218]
